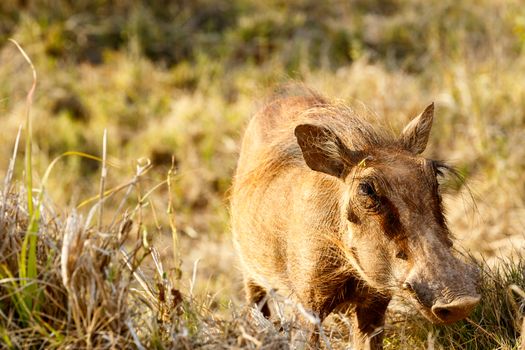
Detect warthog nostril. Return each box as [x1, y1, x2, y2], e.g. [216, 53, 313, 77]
[432, 307, 451, 320]
[431, 296, 481, 324]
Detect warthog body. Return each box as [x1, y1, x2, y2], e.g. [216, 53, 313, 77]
[231, 90, 480, 349]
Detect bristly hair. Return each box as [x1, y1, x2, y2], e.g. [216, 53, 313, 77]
[431, 160, 466, 190]
[431, 159, 478, 227]
[432, 160, 457, 178]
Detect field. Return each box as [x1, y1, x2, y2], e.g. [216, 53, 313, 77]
[1, 0, 525, 348]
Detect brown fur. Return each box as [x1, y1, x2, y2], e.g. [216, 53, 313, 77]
[231, 89, 480, 349]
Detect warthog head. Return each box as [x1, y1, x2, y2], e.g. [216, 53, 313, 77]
[294, 103, 480, 324]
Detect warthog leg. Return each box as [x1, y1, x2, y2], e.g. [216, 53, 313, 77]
[245, 278, 271, 318]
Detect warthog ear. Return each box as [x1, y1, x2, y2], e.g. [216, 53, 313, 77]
[400, 103, 434, 154]
[294, 124, 360, 178]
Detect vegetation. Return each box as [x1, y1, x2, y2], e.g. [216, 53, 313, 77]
[0, 0, 524, 348]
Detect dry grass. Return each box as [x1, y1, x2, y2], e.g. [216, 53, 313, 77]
[0, 145, 328, 348]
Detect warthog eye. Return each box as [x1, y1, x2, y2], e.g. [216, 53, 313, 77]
[358, 182, 376, 197]
[356, 181, 380, 210]
[396, 250, 408, 260]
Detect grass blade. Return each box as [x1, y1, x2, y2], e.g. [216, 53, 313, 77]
[9, 39, 39, 313]
[98, 129, 108, 231]
[8, 39, 36, 218]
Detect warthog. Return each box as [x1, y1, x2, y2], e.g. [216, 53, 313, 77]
[231, 90, 480, 349]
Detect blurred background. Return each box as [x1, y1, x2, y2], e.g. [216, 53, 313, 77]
[1, 0, 525, 307]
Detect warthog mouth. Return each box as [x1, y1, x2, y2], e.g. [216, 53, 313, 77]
[400, 278, 481, 324]
[409, 294, 481, 325]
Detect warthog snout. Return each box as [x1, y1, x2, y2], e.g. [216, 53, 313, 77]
[403, 259, 481, 324]
[431, 296, 481, 323]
